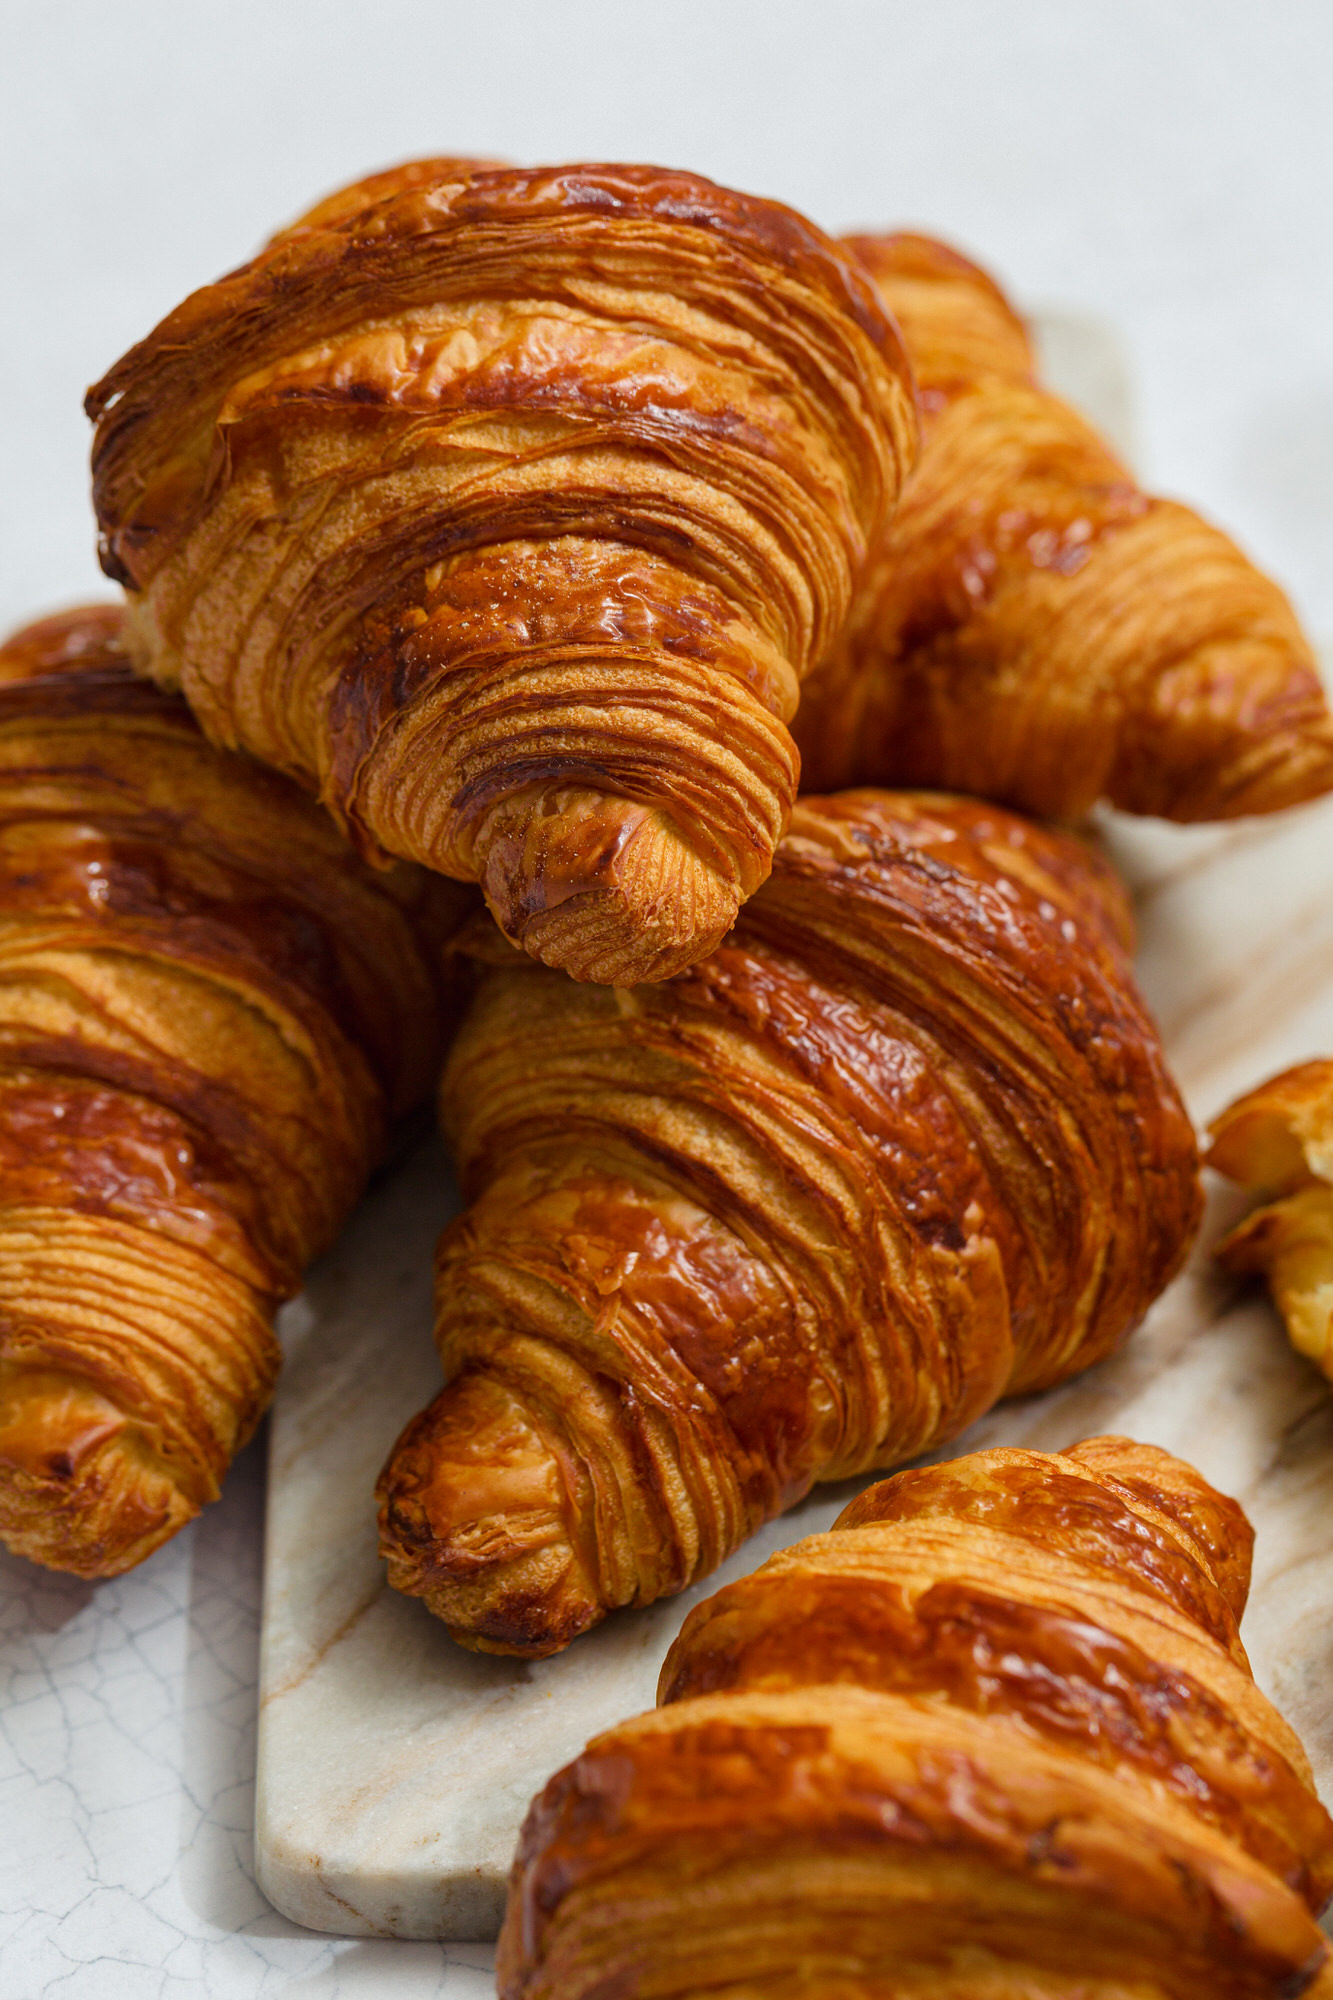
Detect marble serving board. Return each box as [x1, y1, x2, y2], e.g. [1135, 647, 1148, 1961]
[254, 320, 1333, 1942]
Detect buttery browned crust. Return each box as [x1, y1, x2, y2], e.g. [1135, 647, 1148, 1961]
[794, 233, 1333, 821]
[0, 605, 462, 1577]
[376, 791, 1201, 1656]
[497, 1437, 1333, 1999]
[87, 160, 917, 986]
[1208, 1059, 1333, 1380]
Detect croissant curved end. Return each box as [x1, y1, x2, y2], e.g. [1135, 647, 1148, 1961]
[376, 1372, 601, 1657]
[0, 1366, 202, 1577]
[472, 786, 746, 986]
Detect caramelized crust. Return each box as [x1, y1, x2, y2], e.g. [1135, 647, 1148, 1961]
[1209, 1060, 1333, 1379]
[794, 234, 1333, 821]
[498, 1437, 1333, 1999]
[0, 605, 460, 1576]
[377, 791, 1200, 1655]
[87, 160, 917, 985]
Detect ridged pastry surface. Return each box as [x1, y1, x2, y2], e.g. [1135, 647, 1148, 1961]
[87, 160, 917, 985]
[498, 1437, 1333, 1999]
[377, 790, 1201, 1655]
[795, 233, 1333, 821]
[0, 604, 459, 1576]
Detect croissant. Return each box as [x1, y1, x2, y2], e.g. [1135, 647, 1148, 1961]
[377, 789, 1201, 1657]
[1208, 1060, 1333, 1378]
[794, 233, 1333, 821]
[0, 604, 460, 1578]
[498, 1435, 1333, 1999]
[86, 160, 917, 987]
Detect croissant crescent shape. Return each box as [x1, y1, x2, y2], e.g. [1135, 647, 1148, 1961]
[498, 1437, 1333, 1999]
[794, 234, 1333, 821]
[376, 790, 1201, 1656]
[1208, 1060, 1333, 1379]
[0, 605, 461, 1577]
[86, 161, 917, 986]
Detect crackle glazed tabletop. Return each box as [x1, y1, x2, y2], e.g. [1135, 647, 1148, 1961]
[7, 9, 1333, 1997]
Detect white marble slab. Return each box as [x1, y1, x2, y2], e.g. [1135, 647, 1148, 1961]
[254, 322, 1333, 1943]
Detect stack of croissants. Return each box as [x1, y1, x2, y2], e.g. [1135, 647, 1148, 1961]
[4, 155, 1333, 1995]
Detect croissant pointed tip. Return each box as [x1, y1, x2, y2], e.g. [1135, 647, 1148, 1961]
[1110, 704, 1333, 822]
[0, 1367, 198, 1578]
[376, 1372, 605, 1656]
[473, 786, 744, 985]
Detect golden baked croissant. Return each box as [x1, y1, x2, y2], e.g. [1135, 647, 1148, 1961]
[794, 233, 1333, 821]
[498, 1435, 1333, 1999]
[86, 161, 917, 987]
[0, 604, 460, 1578]
[1208, 1060, 1333, 1378]
[377, 789, 1201, 1657]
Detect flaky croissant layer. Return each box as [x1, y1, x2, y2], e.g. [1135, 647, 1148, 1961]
[377, 789, 1201, 1657]
[795, 233, 1333, 822]
[1209, 1059, 1333, 1380]
[498, 1437, 1333, 1999]
[0, 605, 460, 1576]
[88, 159, 917, 986]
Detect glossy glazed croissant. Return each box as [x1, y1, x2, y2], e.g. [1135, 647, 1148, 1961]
[794, 234, 1333, 821]
[87, 161, 917, 986]
[499, 1436, 1333, 1999]
[0, 605, 459, 1577]
[377, 790, 1201, 1656]
[1209, 1060, 1333, 1379]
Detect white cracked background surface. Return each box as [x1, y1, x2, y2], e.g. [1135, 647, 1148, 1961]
[2, 1, 1332, 1994]
[1, 1434, 493, 1997]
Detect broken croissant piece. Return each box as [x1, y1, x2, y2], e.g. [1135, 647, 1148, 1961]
[0, 605, 462, 1578]
[377, 790, 1201, 1657]
[87, 160, 917, 986]
[795, 233, 1333, 822]
[499, 1437, 1333, 2000]
[1209, 1059, 1333, 1378]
